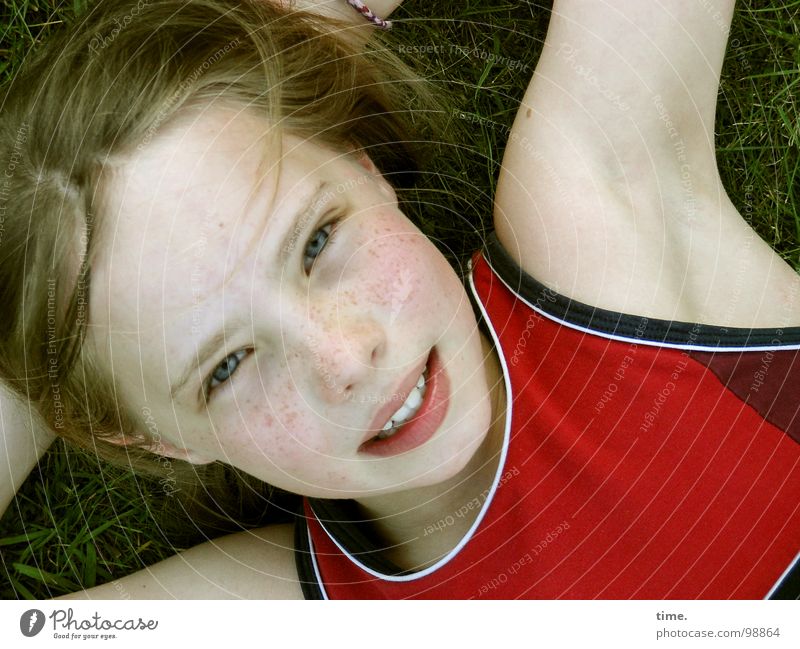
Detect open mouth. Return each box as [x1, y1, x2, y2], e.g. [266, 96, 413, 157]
[359, 347, 449, 457]
[372, 363, 430, 441]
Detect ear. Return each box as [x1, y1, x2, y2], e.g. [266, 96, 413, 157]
[105, 433, 214, 465]
[353, 151, 397, 201]
[354, 150, 381, 175]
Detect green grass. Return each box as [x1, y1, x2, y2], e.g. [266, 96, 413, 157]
[1, 0, 799, 599]
[715, 3, 800, 265]
[1, 440, 185, 598]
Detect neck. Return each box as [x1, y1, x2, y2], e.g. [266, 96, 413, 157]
[354, 331, 506, 571]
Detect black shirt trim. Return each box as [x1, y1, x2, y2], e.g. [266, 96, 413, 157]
[305, 498, 407, 576]
[767, 555, 800, 600]
[294, 515, 325, 600]
[484, 232, 800, 348]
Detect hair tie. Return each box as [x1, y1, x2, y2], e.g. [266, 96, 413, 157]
[345, 0, 392, 29]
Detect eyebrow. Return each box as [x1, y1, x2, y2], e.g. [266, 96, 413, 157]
[277, 180, 332, 265]
[169, 180, 332, 402]
[170, 326, 243, 400]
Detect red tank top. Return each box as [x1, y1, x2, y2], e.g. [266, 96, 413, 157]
[294, 233, 800, 599]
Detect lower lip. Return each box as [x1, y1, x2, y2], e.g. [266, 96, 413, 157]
[358, 347, 450, 457]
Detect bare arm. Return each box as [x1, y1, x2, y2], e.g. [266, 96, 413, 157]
[0, 385, 55, 519]
[494, 0, 800, 326]
[1, 373, 300, 601]
[61, 524, 302, 599]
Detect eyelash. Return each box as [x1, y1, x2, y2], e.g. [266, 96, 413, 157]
[205, 349, 249, 400]
[202, 217, 342, 401]
[302, 215, 341, 274]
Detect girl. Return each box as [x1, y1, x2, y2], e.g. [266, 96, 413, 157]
[1, 0, 799, 599]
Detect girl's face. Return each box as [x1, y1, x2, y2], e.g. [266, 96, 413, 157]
[89, 106, 498, 499]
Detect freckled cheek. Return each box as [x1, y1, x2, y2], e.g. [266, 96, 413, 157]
[356, 221, 456, 317]
[221, 400, 334, 461]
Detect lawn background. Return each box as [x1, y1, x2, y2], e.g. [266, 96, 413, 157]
[1, 0, 799, 598]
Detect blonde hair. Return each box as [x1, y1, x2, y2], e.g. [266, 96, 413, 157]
[0, 0, 444, 512]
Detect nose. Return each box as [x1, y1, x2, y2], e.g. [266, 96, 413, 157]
[301, 311, 386, 403]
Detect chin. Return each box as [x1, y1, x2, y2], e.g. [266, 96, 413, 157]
[420, 406, 494, 488]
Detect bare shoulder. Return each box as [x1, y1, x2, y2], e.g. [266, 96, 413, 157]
[494, 0, 800, 327]
[61, 523, 302, 600]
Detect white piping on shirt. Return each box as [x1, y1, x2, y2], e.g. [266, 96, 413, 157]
[309, 259, 514, 582]
[764, 549, 800, 599]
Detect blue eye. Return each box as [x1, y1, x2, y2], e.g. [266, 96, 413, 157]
[205, 349, 248, 398]
[303, 220, 339, 273]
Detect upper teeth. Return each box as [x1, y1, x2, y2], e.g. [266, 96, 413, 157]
[379, 370, 428, 435]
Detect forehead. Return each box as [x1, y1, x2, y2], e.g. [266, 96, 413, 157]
[88, 108, 276, 375]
